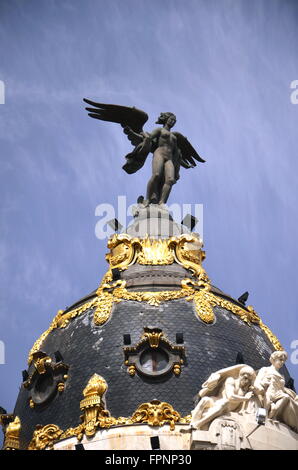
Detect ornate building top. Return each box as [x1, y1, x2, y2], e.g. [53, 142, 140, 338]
[1, 100, 296, 451]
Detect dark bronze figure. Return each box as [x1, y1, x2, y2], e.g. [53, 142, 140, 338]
[83, 99, 205, 205]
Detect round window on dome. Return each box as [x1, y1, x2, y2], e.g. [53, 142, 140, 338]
[139, 348, 169, 374]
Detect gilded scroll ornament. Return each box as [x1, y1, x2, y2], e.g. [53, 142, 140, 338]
[56, 299, 96, 328]
[170, 234, 205, 277]
[130, 400, 181, 431]
[28, 424, 63, 450]
[180, 414, 192, 424]
[60, 424, 85, 441]
[105, 233, 206, 274]
[106, 234, 139, 270]
[3, 416, 21, 450]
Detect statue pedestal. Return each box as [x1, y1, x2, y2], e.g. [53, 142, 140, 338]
[191, 413, 298, 450]
[126, 204, 190, 239]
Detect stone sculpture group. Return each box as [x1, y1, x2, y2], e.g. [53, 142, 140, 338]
[190, 351, 298, 432]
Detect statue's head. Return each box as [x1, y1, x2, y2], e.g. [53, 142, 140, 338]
[156, 112, 176, 129]
[239, 366, 256, 387]
[270, 350, 288, 369]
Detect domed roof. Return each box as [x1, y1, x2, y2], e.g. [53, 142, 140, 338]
[9, 206, 289, 449]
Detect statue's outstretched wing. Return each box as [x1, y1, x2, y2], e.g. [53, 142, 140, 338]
[173, 132, 205, 169]
[83, 99, 148, 145]
[83, 99, 151, 174]
[199, 364, 246, 398]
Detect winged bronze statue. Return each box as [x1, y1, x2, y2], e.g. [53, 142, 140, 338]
[83, 99, 205, 205]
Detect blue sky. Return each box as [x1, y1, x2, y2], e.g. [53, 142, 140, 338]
[0, 0, 298, 418]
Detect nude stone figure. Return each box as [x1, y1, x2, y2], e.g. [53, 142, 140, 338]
[254, 350, 298, 431]
[190, 365, 256, 430]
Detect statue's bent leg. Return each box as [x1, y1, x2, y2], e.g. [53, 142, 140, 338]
[146, 152, 164, 204]
[191, 397, 213, 428]
[269, 396, 290, 419]
[193, 399, 229, 430]
[159, 160, 175, 204]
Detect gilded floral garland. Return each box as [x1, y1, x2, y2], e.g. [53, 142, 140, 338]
[28, 271, 282, 364]
[111, 285, 195, 306]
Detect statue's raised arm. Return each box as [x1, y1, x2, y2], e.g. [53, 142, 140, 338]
[83, 100, 205, 205]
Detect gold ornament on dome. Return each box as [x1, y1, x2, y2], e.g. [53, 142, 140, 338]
[27, 278, 282, 364]
[60, 424, 85, 442]
[93, 290, 114, 325]
[105, 234, 139, 270]
[57, 382, 65, 393]
[127, 364, 136, 376]
[27, 391, 192, 449]
[28, 424, 63, 450]
[104, 233, 205, 274]
[123, 327, 185, 377]
[27, 234, 283, 364]
[2, 416, 21, 450]
[129, 400, 181, 430]
[32, 353, 52, 374]
[112, 283, 193, 306]
[169, 234, 205, 277]
[136, 236, 175, 265]
[28, 310, 64, 365]
[81, 373, 107, 403]
[142, 328, 164, 348]
[173, 364, 182, 375]
[80, 374, 115, 437]
[24, 351, 69, 407]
